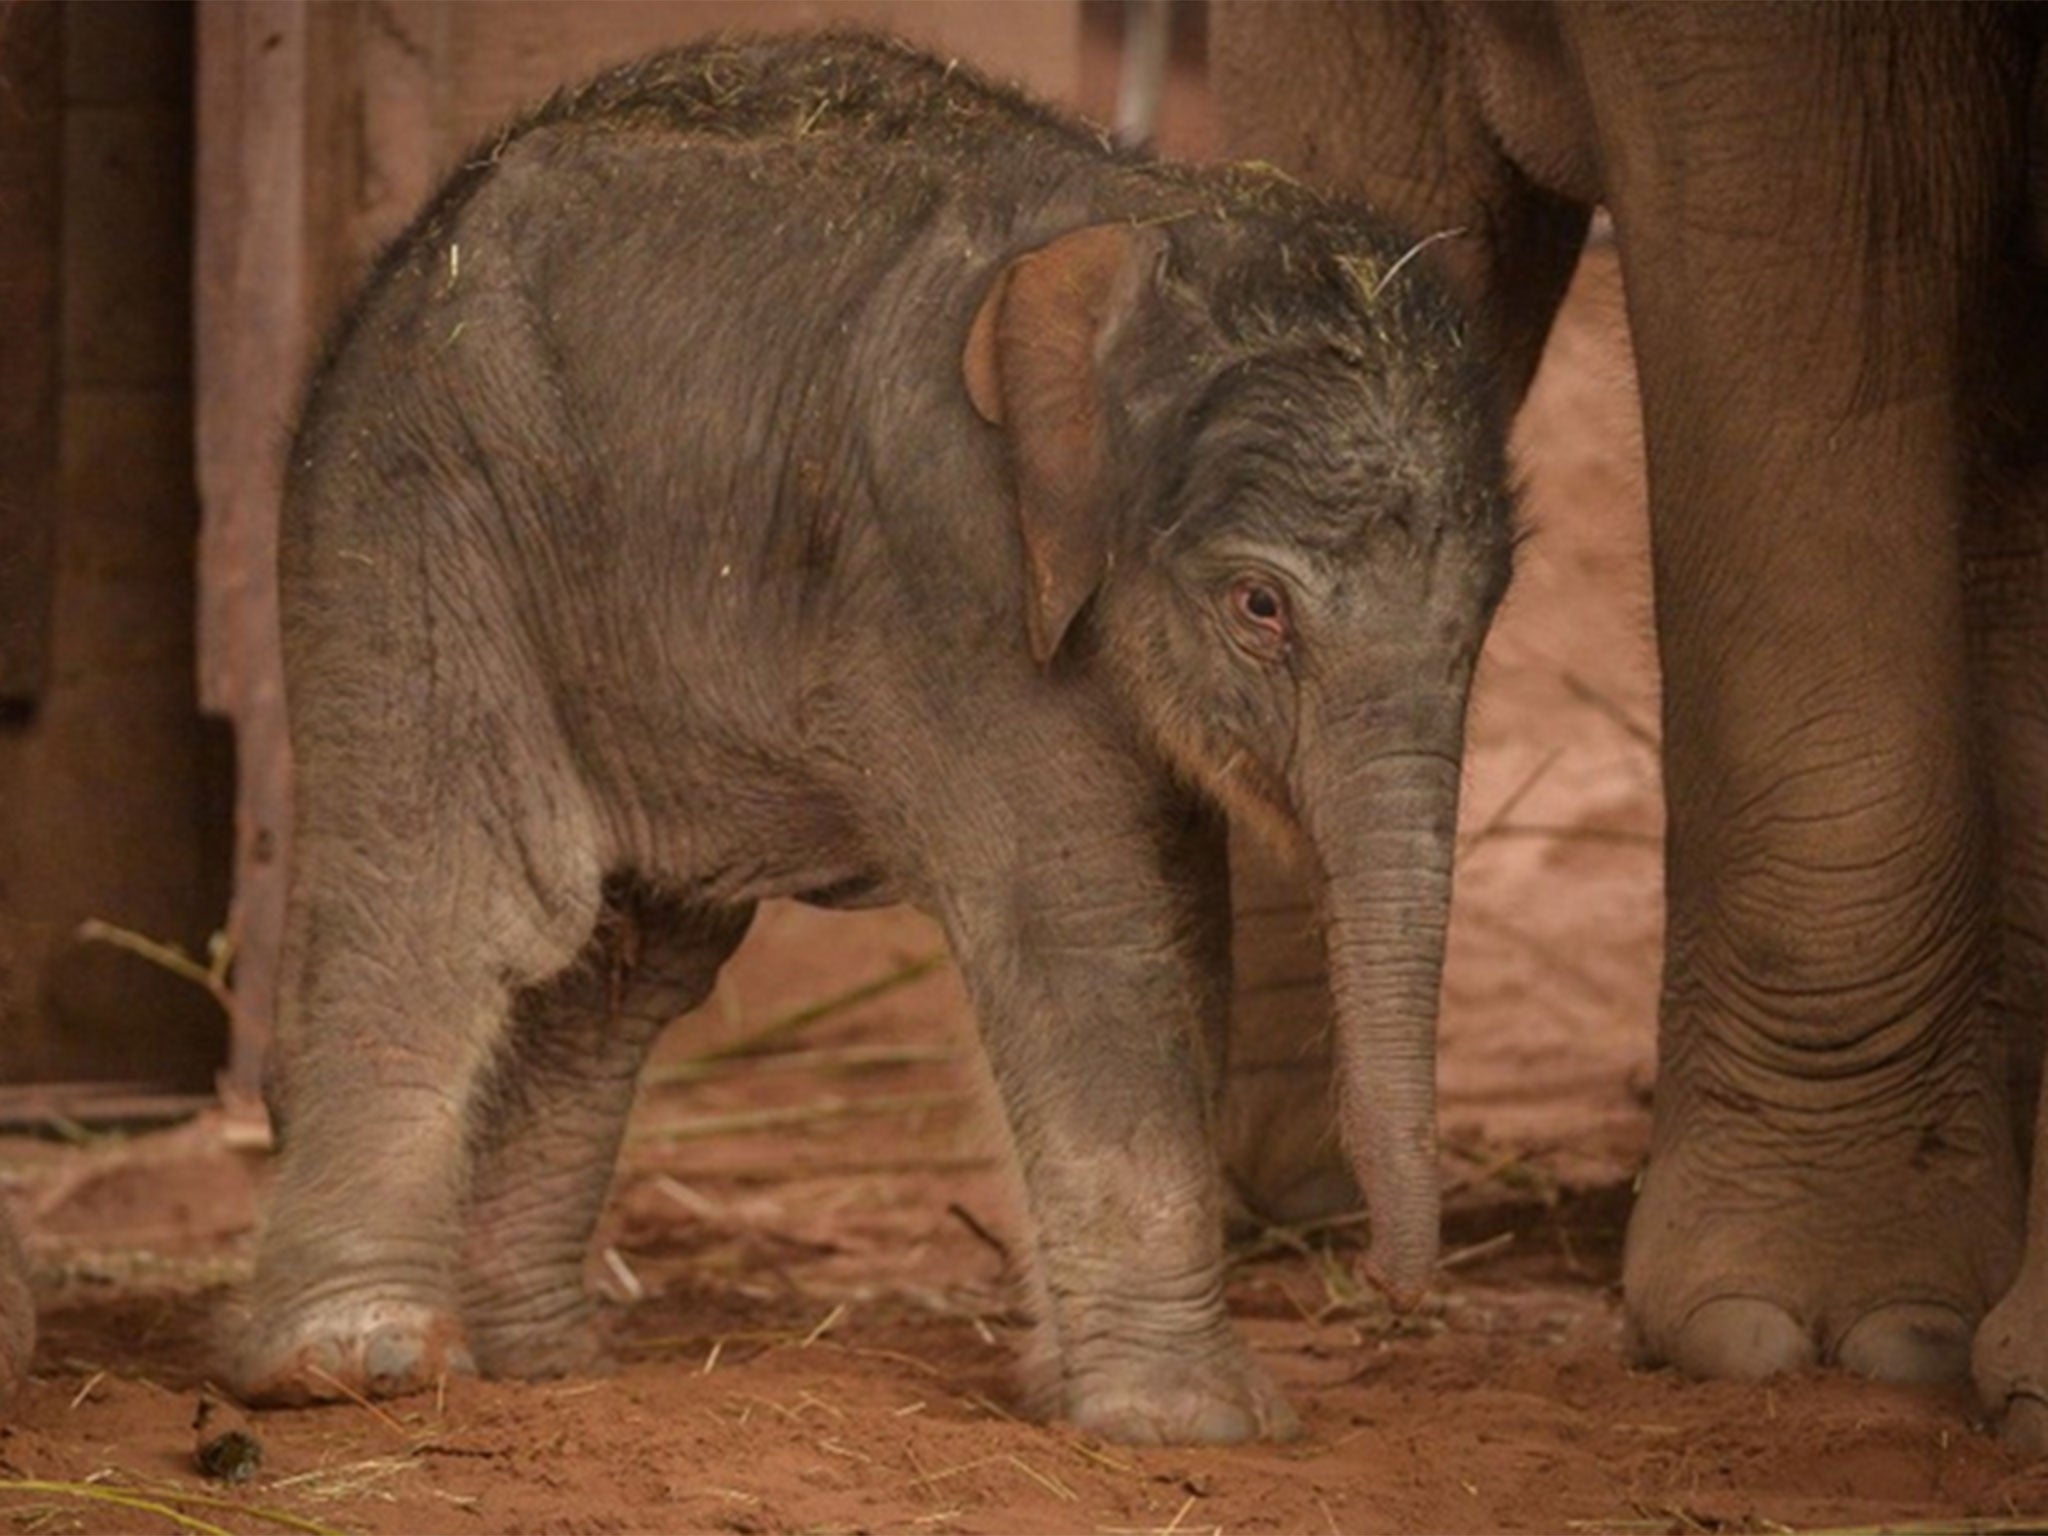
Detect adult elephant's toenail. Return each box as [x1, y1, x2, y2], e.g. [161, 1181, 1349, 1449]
[1835, 1301, 1972, 1384]
[1671, 1297, 1815, 1381]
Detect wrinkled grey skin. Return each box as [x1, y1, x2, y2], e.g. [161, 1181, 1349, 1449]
[229, 32, 1512, 1446]
[1213, 0, 2048, 1442]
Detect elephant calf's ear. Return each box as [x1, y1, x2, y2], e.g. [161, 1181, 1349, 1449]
[963, 223, 1162, 666]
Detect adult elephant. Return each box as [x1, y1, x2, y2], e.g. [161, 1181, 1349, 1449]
[1211, 1, 2048, 1439]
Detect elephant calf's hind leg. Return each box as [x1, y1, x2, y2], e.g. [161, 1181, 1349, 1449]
[460, 888, 751, 1378]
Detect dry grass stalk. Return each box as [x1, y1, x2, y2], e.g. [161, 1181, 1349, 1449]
[0, 1480, 231, 1536]
[1459, 745, 1565, 855]
[1478, 822, 1660, 847]
[1561, 670, 1659, 750]
[73, 921, 235, 1014]
[815, 1340, 944, 1378]
[1098, 1503, 1226, 1536]
[1567, 1505, 1785, 1535]
[601, 1246, 645, 1302]
[816, 1436, 875, 1465]
[1439, 1230, 1516, 1270]
[303, 1364, 414, 1443]
[269, 1456, 419, 1502]
[802, 1302, 849, 1346]
[965, 1391, 1019, 1422]
[630, 1090, 964, 1142]
[112, 1482, 346, 1536]
[794, 1388, 847, 1421]
[1442, 1139, 1558, 1200]
[652, 1174, 727, 1219]
[0, 1477, 344, 1536]
[630, 1326, 796, 1355]
[663, 1043, 956, 1085]
[1005, 1455, 1077, 1502]
[906, 1453, 1076, 1503]
[1060, 1435, 1138, 1475]
[710, 1154, 997, 1182]
[648, 951, 949, 1085]
[636, 1326, 951, 1382]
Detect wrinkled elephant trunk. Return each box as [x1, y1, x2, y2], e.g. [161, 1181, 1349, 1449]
[1307, 740, 1464, 1304]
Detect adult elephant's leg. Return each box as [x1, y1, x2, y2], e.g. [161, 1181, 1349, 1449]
[1568, 7, 2034, 1383]
[1211, 1, 1588, 403]
[461, 888, 751, 1377]
[1967, 159, 2048, 1448]
[1210, 0, 1589, 1222]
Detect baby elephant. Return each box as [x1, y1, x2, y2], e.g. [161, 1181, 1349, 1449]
[235, 32, 1512, 1445]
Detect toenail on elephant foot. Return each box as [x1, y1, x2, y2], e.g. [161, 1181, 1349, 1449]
[1833, 1302, 1972, 1384]
[1667, 1297, 1816, 1381]
[1064, 1356, 1301, 1446]
[1995, 1393, 2048, 1455]
[1970, 1294, 2048, 1446]
[232, 1299, 474, 1406]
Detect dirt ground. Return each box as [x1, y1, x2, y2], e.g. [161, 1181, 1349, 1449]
[4, 236, 2045, 1535]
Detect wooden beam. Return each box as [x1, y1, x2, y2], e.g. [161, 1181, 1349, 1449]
[194, 0, 311, 1100]
[0, 1082, 214, 1134]
[0, 0, 62, 705]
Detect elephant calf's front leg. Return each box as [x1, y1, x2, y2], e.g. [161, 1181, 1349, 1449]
[944, 821, 1297, 1446]
[1016, 1118, 1294, 1445]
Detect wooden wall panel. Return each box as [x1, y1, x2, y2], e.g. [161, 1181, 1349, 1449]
[0, 0, 231, 1094]
[440, 1, 1077, 154]
[0, 0, 62, 705]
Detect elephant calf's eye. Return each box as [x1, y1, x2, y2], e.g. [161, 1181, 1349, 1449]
[1226, 576, 1291, 657]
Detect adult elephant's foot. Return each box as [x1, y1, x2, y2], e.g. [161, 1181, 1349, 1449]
[1623, 1093, 2020, 1386]
[229, 1294, 474, 1405]
[1050, 1333, 1301, 1445]
[1655, 1296, 1974, 1383]
[1971, 1238, 2048, 1449]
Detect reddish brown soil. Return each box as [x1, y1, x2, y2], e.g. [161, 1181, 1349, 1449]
[3, 246, 2044, 1536]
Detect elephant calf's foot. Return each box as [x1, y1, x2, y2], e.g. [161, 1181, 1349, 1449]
[465, 1292, 604, 1381]
[1624, 1127, 2016, 1386]
[1050, 1337, 1300, 1445]
[230, 1295, 475, 1406]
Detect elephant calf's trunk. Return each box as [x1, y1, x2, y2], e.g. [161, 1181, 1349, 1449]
[1316, 753, 1462, 1304]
